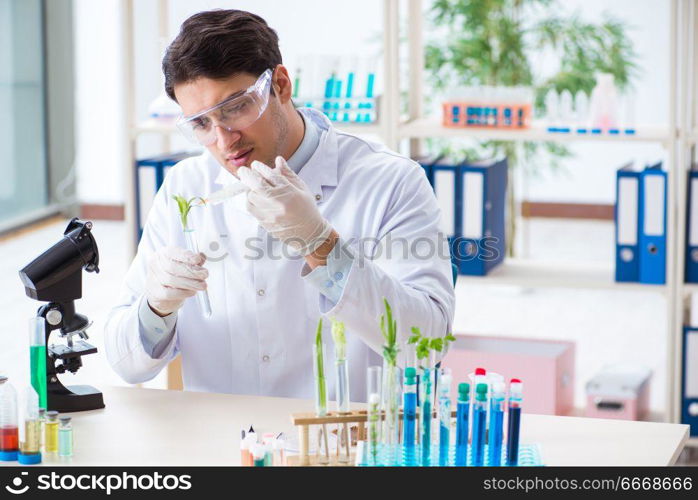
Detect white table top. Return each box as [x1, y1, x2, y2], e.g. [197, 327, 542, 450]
[6, 386, 689, 466]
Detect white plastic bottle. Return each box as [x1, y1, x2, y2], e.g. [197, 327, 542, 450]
[589, 73, 619, 133]
[558, 89, 573, 133]
[574, 91, 590, 133]
[0, 376, 19, 461]
[544, 89, 560, 132]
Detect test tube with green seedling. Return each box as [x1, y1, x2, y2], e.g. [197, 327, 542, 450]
[331, 318, 351, 463]
[366, 366, 382, 466]
[380, 299, 401, 466]
[172, 195, 212, 317]
[312, 319, 330, 464]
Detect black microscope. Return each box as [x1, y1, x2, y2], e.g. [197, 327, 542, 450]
[18, 218, 105, 412]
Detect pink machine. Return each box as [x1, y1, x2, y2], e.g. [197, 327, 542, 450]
[441, 334, 575, 415]
[585, 365, 652, 421]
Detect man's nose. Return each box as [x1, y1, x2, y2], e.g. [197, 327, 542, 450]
[214, 124, 242, 150]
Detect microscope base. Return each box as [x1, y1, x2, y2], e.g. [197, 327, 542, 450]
[48, 384, 105, 412]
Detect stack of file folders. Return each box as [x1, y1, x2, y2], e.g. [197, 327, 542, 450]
[614, 161, 666, 284]
[416, 155, 508, 276]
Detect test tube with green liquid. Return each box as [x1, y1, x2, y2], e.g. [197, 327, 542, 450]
[29, 318, 47, 409]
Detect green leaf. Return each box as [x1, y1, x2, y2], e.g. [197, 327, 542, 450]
[380, 298, 399, 365]
[331, 318, 346, 360]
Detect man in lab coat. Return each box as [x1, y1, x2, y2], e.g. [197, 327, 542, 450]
[105, 9, 454, 400]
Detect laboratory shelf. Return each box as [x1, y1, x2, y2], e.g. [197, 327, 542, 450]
[457, 258, 668, 294]
[335, 123, 383, 136]
[399, 118, 673, 144]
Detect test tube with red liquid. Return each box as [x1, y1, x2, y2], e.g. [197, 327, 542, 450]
[0, 375, 19, 461]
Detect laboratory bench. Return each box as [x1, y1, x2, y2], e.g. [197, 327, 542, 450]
[2, 386, 689, 467]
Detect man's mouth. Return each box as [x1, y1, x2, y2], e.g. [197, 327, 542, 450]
[226, 148, 253, 168]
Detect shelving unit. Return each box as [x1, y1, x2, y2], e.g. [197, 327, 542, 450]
[386, 0, 686, 434]
[120, 0, 695, 440]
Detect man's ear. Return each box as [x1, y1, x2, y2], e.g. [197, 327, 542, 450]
[273, 64, 294, 103]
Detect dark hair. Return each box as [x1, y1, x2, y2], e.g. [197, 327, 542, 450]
[163, 9, 282, 101]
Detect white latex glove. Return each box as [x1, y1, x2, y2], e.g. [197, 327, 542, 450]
[237, 156, 333, 256]
[146, 246, 209, 316]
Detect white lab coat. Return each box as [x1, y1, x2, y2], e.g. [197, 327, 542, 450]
[104, 109, 455, 401]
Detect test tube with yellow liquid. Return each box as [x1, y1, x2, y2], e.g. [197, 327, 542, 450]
[18, 386, 41, 464]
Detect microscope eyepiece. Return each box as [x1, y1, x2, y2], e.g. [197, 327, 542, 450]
[19, 218, 100, 302]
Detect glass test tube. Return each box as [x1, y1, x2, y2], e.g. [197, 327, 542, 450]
[0, 376, 19, 461]
[471, 383, 488, 466]
[438, 368, 452, 466]
[183, 229, 212, 318]
[402, 367, 417, 465]
[58, 416, 73, 458]
[381, 362, 401, 466]
[419, 366, 433, 466]
[38, 408, 45, 448]
[252, 444, 265, 467]
[44, 411, 59, 453]
[366, 366, 382, 466]
[488, 381, 506, 466]
[272, 437, 285, 466]
[335, 353, 350, 463]
[455, 383, 470, 466]
[29, 318, 47, 410]
[18, 386, 41, 464]
[506, 379, 523, 466]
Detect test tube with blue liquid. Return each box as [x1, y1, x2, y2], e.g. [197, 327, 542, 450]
[506, 379, 523, 466]
[419, 366, 433, 466]
[455, 382, 470, 466]
[488, 381, 506, 466]
[402, 367, 417, 465]
[437, 368, 452, 466]
[471, 383, 488, 466]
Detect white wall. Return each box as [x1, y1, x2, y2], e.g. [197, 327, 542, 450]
[72, 0, 672, 206]
[73, 0, 127, 205]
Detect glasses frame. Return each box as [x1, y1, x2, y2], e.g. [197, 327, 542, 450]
[176, 68, 274, 145]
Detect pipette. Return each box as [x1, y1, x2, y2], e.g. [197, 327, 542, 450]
[199, 183, 250, 206]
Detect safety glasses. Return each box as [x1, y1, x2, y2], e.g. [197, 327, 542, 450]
[176, 69, 273, 146]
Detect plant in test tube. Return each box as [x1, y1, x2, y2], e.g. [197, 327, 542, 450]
[312, 319, 330, 464]
[380, 299, 401, 465]
[331, 318, 351, 462]
[172, 194, 212, 317]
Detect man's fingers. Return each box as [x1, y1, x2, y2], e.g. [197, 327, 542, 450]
[251, 159, 286, 186]
[163, 246, 206, 266]
[238, 165, 273, 193]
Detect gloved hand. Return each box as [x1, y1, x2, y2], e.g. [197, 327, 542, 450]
[237, 156, 333, 256]
[145, 246, 209, 316]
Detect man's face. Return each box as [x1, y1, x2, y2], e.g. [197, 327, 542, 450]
[174, 71, 288, 176]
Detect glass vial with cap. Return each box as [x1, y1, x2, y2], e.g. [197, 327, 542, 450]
[58, 416, 73, 458]
[44, 411, 59, 453]
[18, 386, 42, 464]
[0, 376, 19, 461]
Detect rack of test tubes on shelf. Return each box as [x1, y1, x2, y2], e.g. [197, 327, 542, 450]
[441, 86, 533, 129]
[292, 54, 380, 124]
[297, 97, 379, 124]
[286, 367, 542, 467]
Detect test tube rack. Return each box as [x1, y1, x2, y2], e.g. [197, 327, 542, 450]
[442, 101, 532, 129]
[288, 410, 368, 466]
[288, 409, 541, 467]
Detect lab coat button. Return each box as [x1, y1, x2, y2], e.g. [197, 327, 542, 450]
[257, 289, 265, 297]
[262, 355, 270, 362]
[324, 280, 334, 288]
[333, 272, 343, 281]
[315, 194, 321, 201]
